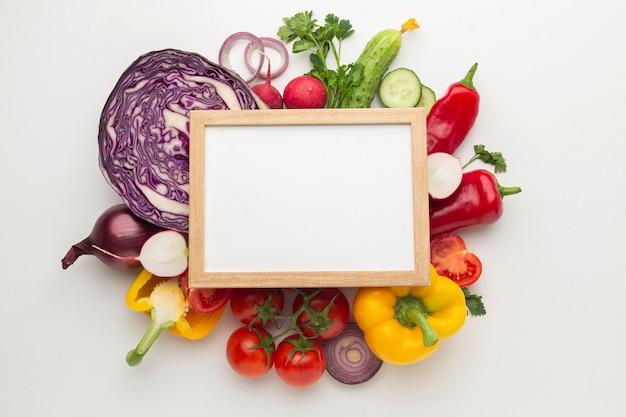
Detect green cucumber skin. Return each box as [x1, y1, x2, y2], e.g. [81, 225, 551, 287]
[340, 29, 403, 108]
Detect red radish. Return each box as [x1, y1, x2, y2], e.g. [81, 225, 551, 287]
[251, 57, 283, 109]
[428, 152, 463, 200]
[61, 204, 164, 271]
[283, 75, 327, 109]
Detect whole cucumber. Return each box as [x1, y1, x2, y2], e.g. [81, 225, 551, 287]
[340, 28, 403, 108]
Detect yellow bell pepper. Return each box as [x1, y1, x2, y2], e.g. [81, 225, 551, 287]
[352, 265, 467, 365]
[125, 268, 226, 366]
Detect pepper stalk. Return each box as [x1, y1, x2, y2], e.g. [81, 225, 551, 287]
[126, 278, 187, 366]
[393, 296, 439, 346]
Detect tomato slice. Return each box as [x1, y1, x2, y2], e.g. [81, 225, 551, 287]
[430, 233, 482, 288]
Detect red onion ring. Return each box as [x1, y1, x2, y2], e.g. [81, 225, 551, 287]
[244, 37, 289, 79]
[323, 322, 383, 385]
[218, 32, 265, 83]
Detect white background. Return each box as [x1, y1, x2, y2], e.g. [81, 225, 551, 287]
[1, 0, 625, 416]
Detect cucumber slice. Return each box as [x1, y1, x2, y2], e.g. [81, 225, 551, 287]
[416, 84, 437, 115]
[378, 68, 422, 108]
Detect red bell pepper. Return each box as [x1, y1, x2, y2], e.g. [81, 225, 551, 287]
[429, 169, 521, 235]
[427, 63, 480, 155]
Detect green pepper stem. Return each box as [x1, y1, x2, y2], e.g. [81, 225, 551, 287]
[459, 63, 478, 90]
[497, 182, 522, 197]
[126, 309, 175, 367]
[394, 296, 439, 347]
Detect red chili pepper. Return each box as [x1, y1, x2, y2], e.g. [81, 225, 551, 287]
[429, 169, 521, 236]
[427, 63, 480, 155]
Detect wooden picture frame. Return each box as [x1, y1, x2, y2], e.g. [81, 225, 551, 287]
[188, 108, 429, 288]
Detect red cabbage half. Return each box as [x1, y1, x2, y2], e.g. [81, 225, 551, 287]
[98, 48, 267, 232]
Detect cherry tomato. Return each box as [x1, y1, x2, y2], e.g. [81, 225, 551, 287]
[274, 335, 326, 388]
[179, 271, 231, 314]
[430, 233, 483, 288]
[292, 288, 349, 340]
[229, 288, 285, 327]
[226, 326, 275, 378]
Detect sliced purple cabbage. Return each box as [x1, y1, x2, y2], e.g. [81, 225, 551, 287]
[98, 48, 266, 232]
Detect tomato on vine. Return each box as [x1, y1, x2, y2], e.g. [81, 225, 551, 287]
[292, 288, 350, 340]
[229, 288, 285, 327]
[226, 326, 275, 378]
[274, 334, 326, 388]
[226, 288, 350, 386]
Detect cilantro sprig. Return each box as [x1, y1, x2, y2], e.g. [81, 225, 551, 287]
[277, 11, 363, 108]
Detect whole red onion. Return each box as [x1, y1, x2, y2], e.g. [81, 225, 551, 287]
[62, 204, 164, 271]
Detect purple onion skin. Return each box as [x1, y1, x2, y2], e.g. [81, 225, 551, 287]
[61, 204, 164, 271]
[98, 49, 266, 232]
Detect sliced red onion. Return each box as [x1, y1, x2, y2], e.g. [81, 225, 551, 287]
[323, 322, 383, 385]
[244, 37, 289, 79]
[218, 32, 265, 83]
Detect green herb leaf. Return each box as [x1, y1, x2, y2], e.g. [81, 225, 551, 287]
[324, 14, 354, 40]
[277, 11, 316, 41]
[463, 287, 487, 317]
[309, 53, 324, 72]
[463, 144, 508, 173]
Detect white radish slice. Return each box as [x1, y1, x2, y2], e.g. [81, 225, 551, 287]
[137, 231, 188, 277]
[428, 152, 463, 200]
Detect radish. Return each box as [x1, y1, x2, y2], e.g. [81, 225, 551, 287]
[251, 55, 284, 109]
[283, 75, 327, 109]
[92, 230, 188, 277]
[428, 152, 463, 200]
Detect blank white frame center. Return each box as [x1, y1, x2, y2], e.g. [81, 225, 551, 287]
[188, 108, 429, 288]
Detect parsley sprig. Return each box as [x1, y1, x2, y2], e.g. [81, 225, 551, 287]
[277, 11, 363, 108]
[463, 288, 487, 317]
[463, 144, 508, 173]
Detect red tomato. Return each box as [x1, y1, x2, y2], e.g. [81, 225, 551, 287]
[274, 335, 326, 388]
[226, 326, 275, 378]
[179, 271, 231, 314]
[292, 288, 350, 340]
[430, 233, 483, 287]
[229, 288, 285, 327]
